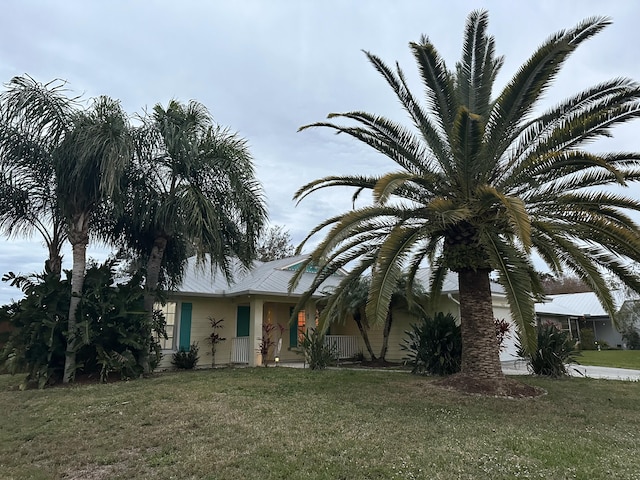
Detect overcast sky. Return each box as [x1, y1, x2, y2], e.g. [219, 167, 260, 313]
[1, 0, 640, 305]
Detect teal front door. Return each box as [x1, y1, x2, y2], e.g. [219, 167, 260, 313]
[178, 302, 192, 351]
[236, 305, 250, 337]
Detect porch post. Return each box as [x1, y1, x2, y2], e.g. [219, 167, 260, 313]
[249, 298, 264, 367]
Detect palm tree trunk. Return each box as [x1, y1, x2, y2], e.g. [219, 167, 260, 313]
[353, 310, 376, 361]
[45, 237, 63, 279]
[458, 268, 503, 379]
[63, 213, 89, 383]
[379, 310, 393, 361]
[46, 222, 66, 279]
[141, 236, 168, 374]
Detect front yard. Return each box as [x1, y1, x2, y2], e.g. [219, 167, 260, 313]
[1, 368, 639, 479]
[576, 349, 640, 370]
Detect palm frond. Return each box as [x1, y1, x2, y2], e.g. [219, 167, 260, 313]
[483, 233, 537, 354]
[486, 16, 611, 163]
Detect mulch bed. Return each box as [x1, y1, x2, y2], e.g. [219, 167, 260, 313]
[434, 373, 546, 398]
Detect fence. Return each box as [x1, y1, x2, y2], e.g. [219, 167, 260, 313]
[325, 335, 359, 359]
[231, 337, 249, 364]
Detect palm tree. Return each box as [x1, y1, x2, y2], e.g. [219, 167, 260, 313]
[0, 76, 74, 277]
[56, 95, 131, 382]
[112, 100, 267, 372]
[323, 273, 424, 362]
[0, 76, 132, 383]
[323, 275, 377, 361]
[291, 11, 640, 383]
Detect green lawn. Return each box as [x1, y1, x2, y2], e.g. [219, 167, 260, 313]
[577, 349, 640, 370]
[1, 368, 639, 479]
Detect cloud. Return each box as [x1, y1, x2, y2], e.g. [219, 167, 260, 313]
[2, 0, 640, 305]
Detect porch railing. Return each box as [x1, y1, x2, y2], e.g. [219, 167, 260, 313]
[325, 335, 359, 359]
[231, 337, 250, 364]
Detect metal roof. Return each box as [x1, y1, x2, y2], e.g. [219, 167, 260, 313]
[175, 254, 346, 298]
[535, 291, 618, 317]
[174, 256, 507, 300]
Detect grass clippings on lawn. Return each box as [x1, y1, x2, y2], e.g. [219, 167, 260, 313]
[1, 368, 640, 479]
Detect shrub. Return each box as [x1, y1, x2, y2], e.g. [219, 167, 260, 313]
[517, 322, 580, 377]
[207, 316, 226, 366]
[259, 324, 276, 367]
[0, 260, 165, 388]
[351, 351, 366, 362]
[623, 328, 640, 349]
[171, 343, 200, 369]
[401, 312, 462, 376]
[298, 328, 337, 370]
[579, 328, 596, 350]
[494, 318, 511, 351]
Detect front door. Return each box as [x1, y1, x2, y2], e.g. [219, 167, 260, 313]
[232, 305, 251, 363]
[236, 305, 250, 337]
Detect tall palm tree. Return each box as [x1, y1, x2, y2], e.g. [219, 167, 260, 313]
[0, 76, 132, 383]
[112, 100, 267, 372]
[57, 96, 131, 382]
[0, 76, 74, 277]
[291, 11, 640, 382]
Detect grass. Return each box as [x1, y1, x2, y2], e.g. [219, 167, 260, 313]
[1, 368, 640, 479]
[577, 349, 640, 370]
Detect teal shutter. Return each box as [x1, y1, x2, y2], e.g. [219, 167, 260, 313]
[289, 307, 298, 347]
[178, 303, 192, 351]
[236, 306, 250, 337]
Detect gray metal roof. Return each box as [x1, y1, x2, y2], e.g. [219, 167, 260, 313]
[535, 291, 617, 317]
[175, 256, 509, 300]
[414, 268, 506, 296]
[174, 254, 345, 298]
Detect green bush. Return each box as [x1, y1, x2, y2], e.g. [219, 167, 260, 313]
[172, 342, 200, 369]
[579, 328, 596, 350]
[0, 260, 165, 388]
[401, 312, 462, 376]
[298, 328, 337, 370]
[517, 322, 580, 377]
[623, 328, 640, 349]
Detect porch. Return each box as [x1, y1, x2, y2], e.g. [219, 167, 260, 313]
[230, 335, 360, 364]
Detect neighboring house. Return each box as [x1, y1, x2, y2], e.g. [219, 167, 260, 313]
[535, 292, 627, 349]
[161, 255, 519, 368]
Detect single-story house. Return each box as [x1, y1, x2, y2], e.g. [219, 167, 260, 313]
[535, 291, 627, 349]
[158, 255, 520, 369]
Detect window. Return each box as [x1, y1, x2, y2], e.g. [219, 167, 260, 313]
[155, 301, 177, 350]
[289, 308, 306, 348]
[297, 311, 306, 344]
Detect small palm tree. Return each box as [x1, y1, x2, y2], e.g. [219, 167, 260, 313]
[291, 11, 640, 383]
[323, 275, 377, 361]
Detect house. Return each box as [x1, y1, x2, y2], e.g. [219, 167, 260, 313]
[326, 268, 519, 362]
[535, 291, 627, 349]
[159, 255, 521, 368]
[158, 254, 347, 368]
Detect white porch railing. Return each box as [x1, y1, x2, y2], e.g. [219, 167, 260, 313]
[325, 335, 359, 359]
[231, 337, 250, 364]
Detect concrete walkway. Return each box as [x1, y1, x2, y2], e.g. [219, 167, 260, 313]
[501, 359, 640, 381]
[280, 360, 640, 381]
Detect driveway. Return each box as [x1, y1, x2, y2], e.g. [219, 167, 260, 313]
[501, 359, 640, 381]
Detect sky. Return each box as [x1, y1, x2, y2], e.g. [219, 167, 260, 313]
[1, 0, 640, 305]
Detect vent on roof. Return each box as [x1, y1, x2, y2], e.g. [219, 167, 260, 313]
[284, 261, 320, 273]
